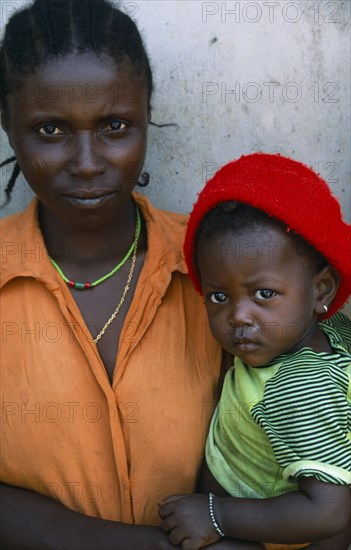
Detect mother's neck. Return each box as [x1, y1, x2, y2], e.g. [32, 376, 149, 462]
[38, 198, 139, 264]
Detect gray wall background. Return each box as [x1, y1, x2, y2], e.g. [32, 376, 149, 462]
[0, 4, 350, 528]
[1, 1, 350, 313]
[1, 0, 350, 220]
[0, 0, 351, 311]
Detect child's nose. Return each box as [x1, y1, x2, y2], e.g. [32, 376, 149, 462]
[228, 299, 254, 327]
[69, 134, 106, 179]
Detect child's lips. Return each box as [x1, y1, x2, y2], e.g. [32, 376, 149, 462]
[232, 339, 261, 351]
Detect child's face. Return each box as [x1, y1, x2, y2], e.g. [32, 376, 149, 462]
[197, 225, 323, 366]
[1, 53, 149, 229]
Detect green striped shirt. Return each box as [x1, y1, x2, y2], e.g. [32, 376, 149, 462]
[206, 312, 351, 498]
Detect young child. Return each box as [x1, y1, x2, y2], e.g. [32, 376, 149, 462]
[159, 153, 351, 550]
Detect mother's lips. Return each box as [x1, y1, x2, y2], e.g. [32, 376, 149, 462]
[63, 190, 114, 199]
[62, 191, 116, 208]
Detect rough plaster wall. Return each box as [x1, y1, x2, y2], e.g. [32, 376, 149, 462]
[0, 0, 350, 321]
[1, 0, 350, 218]
[1, 0, 350, 307]
[1, 1, 350, 314]
[140, 0, 351, 222]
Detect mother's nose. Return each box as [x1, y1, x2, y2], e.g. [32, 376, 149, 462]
[69, 133, 106, 179]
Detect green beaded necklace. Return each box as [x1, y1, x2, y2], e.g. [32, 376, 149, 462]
[50, 206, 141, 290]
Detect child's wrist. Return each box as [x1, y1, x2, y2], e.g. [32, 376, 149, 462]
[209, 492, 226, 538]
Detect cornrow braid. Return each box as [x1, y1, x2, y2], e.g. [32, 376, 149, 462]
[0, 157, 20, 205]
[0, 0, 154, 201]
[0, 0, 153, 107]
[33, 0, 73, 57]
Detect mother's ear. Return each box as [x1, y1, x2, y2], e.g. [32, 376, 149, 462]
[0, 107, 13, 147]
[314, 265, 340, 315]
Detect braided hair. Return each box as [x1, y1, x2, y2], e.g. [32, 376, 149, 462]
[0, 0, 154, 203]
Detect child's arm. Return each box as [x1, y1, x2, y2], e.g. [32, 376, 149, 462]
[159, 477, 350, 549]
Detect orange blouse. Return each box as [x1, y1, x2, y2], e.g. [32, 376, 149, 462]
[0, 193, 221, 525]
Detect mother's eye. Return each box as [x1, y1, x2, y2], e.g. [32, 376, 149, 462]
[38, 124, 63, 135]
[102, 120, 127, 132]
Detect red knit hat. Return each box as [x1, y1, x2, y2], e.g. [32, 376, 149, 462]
[184, 153, 351, 319]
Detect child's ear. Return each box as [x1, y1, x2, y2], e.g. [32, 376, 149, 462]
[314, 265, 340, 315]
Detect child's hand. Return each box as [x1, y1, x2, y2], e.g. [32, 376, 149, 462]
[159, 493, 221, 549]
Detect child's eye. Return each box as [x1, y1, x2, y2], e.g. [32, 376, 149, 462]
[38, 124, 64, 135]
[209, 292, 228, 304]
[254, 289, 276, 300]
[102, 120, 127, 132]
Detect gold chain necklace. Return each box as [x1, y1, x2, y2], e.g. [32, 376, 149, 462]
[93, 211, 141, 344]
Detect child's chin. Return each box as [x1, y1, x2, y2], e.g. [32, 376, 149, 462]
[234, 349, 273, 368]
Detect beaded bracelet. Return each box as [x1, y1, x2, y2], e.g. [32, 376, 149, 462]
[208, 492, 225, 538]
